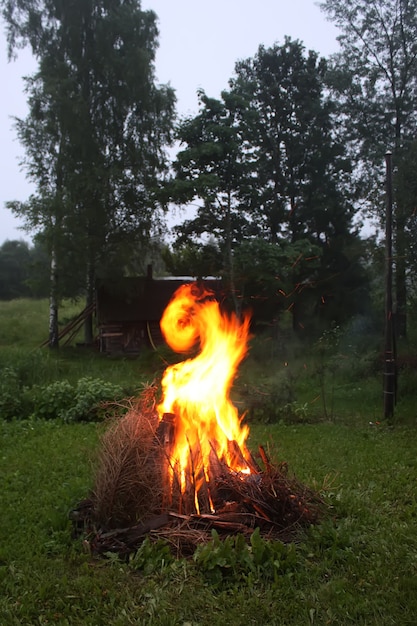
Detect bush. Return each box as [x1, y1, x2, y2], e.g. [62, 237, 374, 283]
[30, 380, 75, 420]
[62, 377, 124, 422]
[8, 377, 126, 423]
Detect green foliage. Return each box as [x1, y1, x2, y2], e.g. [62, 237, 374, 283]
[0, 240, 32, 300]
[232, 38, 354, 245]
[0, 348, 65, 420]
[0, 344, 127, 422]
[0, 238, 53, 301]
[396, 139, 417, 296]
[162, 241, 223, 278]
[170, 39, 369, 330]
[128, 537, 174, 575]
[233, 316, 390, 426]
[171, 89, 254, 293]
[0, 367, 25, 420]
[320, 0, 417, 337]
[30, 380, 74, 421]
[29, 377, 124, 422]
[63, 377, 124, 423]
[238, 379, 314, 425]
[320, 0, 417, 164]
[1, 403, 417, 623]
[237, 377, 295, 424]
[193, 531, 253, 586]
[280, 401, 310, 422]
[2, 0, 176, 319]
[233, 238, 322, 324]
[193, 528, 297, 587]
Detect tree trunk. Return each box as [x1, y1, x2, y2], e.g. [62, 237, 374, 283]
[384, 151, 396, 419]
[224, 190, 241, 319]
[48, 246, 59, 349]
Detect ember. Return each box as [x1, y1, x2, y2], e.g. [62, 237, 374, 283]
[72, 283, 324, 558]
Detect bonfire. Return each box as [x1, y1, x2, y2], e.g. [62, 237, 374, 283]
[71, 282, 324, 557]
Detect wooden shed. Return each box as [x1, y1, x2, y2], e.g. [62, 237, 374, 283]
[96, 273, 222, 354]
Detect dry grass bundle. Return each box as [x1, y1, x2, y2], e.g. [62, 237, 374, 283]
[92, 383, 164, 529]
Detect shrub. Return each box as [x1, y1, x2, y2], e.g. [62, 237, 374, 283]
[30, 380, 75, 420]
[29, 377, 125, 422]
[61, 377, 124, 423]
[0, 371, 125, 423]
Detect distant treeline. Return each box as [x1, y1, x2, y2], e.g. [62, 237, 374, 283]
[0, 239, 49, 300]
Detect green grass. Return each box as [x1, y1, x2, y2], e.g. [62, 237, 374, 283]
[0, 298, 413, 423]
[1, 419, 416, 625]
[0, 298, 169, 393]
[1, 298, 417, 624]
[0, 298, 85, 349]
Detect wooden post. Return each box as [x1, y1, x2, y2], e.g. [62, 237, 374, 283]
[383, 151, 396, 419]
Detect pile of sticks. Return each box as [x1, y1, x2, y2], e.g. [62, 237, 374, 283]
[71, 440, 324, 559]
[70, 385, 325, 558]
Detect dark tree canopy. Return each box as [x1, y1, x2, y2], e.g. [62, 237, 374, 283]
[320, 0, 417, 336]
[0, 240, 32, 299]
[168, 39, 368, 332]
[0, 238, 52, 300]
[170, 89, 256, 308]
[231, 38, 354, 246]
[3, 0, 176, 255]
[320, 0, 417, 157]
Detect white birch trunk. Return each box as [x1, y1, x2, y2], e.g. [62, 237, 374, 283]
[49, 246, 59, 348]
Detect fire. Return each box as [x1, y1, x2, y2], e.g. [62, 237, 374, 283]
[157, 283, 253, 513]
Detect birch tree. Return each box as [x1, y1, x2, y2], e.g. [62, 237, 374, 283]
[2, 0, 176, 346]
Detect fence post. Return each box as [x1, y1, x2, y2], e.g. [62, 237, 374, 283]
[383, 151, 396, 419]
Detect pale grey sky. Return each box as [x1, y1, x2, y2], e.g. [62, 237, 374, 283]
[0, 0, 339, 244]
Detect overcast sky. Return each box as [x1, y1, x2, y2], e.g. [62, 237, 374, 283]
[0, 0, 339, 244]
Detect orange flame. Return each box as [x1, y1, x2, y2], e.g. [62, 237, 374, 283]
[157, 283, 252, 513]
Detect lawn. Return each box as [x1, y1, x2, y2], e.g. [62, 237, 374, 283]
[1, 298, 416, 624]
[1, 418, 416, 625]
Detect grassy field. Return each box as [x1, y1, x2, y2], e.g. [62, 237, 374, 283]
[1, 420, 416, 625]
[0, 298, 416, 624]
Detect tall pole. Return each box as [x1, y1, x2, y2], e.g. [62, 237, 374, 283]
[383, 151, 396, 419]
